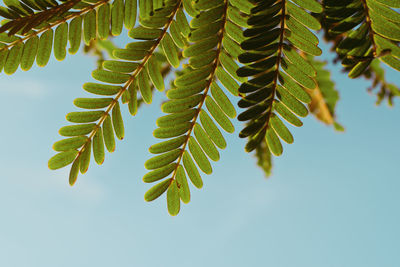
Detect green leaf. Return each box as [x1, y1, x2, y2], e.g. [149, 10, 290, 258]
[68, 16, 82, 54]
[59, 123, 96, 137]
[92, 69, 131, 84]
[83, 83, 121, 95]
[36, 29, 53, 67]
[167, 179, 180, 215]
[129, 26, 162, 40]
[48, 150, 78, 170]
[175, 165, 190, 204]
[4, 42, 22, 75]
[69, 159, 80, 186]
[291, 0, 322, 13]
[103, 60, 139, 73]
[161, 33, 180, 68]
[93, 129, 105, 165]
[182, 152, 203, 188]
[167, 80, 207, 99]
[137, 70, 152, 104]
[79, 142, 91, 174]
[124, 0, 137, 29]
[149, 136, 187, 154]
[20, 35, 38, 71]
[276, 86, 308, 117]
[188, 137, 212, 174]
[83, 9, 96, 45]
[199, 110, 226, 149]
[53, 136, 88, 152]
[270, 114, 294, 144]
[54, 23, 68, 61]
[145, 149, 181, 170]
[193, 123, 220, 161]
[143, 163, 177, 183]
[153, 122, 192, 139]
[146, 57, 164, 91]
[111, 0, 124, 36]
[273, 101, 303, 127]
[210, 83, 236, 118]
[281, 59, 316, 89]
[97, 3, 110, 40]
[112, 101, 124, 140]
[215, 67, 239, 96]
[66, 111, 105, 123]
[161, 94, 203, 113]
[156, 109, 197, 127]
[265, 127, 283, 156]
[286, 1, 321, 30]
[73, 98, 113, 109]
[205, 97, 234, 133]
[183, 35, 218, 58]
[144, 178, 172, 202]
[103, 114, 116, 152]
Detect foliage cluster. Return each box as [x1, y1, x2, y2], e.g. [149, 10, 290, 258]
[0, 0, 399, 215]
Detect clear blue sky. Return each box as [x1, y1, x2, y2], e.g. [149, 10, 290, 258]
[0, 38, 399, 267]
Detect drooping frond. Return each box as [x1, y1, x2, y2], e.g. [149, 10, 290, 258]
[322, 0, 400, 78]
[237, 0, 322, 157]
[366, 59, 400, 106]
[255, 139, 272, 177]
[48, 0, 183, 185]
[306, 55, 343, 131]
[0, 0, 137, 73]
[142, 0, 247, 216]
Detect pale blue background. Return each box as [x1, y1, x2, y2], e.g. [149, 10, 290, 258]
[0, 39, 399, 267]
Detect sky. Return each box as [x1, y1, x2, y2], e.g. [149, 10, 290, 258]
[0, 37, 399, 266]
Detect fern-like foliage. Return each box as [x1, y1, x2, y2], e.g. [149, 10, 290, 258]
[322, 0, 400, 77]
[142, 0, 247, 215]
[0, 0, 136, 73]
[0, 0, 399, 215]
[237, 0, 322, 157]
[48, 0, 182, 186]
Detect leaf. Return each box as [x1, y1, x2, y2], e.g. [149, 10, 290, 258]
[143, 163, 177, 183]
[188, 137, 212, 174]
[48, 150, 78, 170]
[137, 71, 152, 104]
[83, 9, 96, 45]
[79, 142, 91, 174]
[68, 16, 82, 54]
[54, 22, 68, 61]
[167, 179, 180, 215]
[144, 178, 172, 202]
[205, 97, 235, 133]
[193, 123, 220, 161]
[103, 115, 116, 152]
[111, 0, 124, 36]
[53, 136, 88, 152]
[20, 35, 38, 71]
[83, 83, 122, 95]
[69, 159, 80, 186]
[182, 152, 203, 188]
[36, 29, 53, 67]
[161, 33, 180, 68]
[97, 3, 110, 40]
[59, 123, 96, 137]
[92, 69, 131, 84]
[73, 98, 113, 109]
[199, 110, 226, 149]
[175, 165, 190, 204]
[149, 136, 187, 154]
[66, 111, 105, 123]
[4, 42, 22, 74]
[146, 57, 164, 91]
[93, 129, 105, 165]
[145, 149, 182, 170]
[112, 101, 124, 140]
[124, 0, 137, 29]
